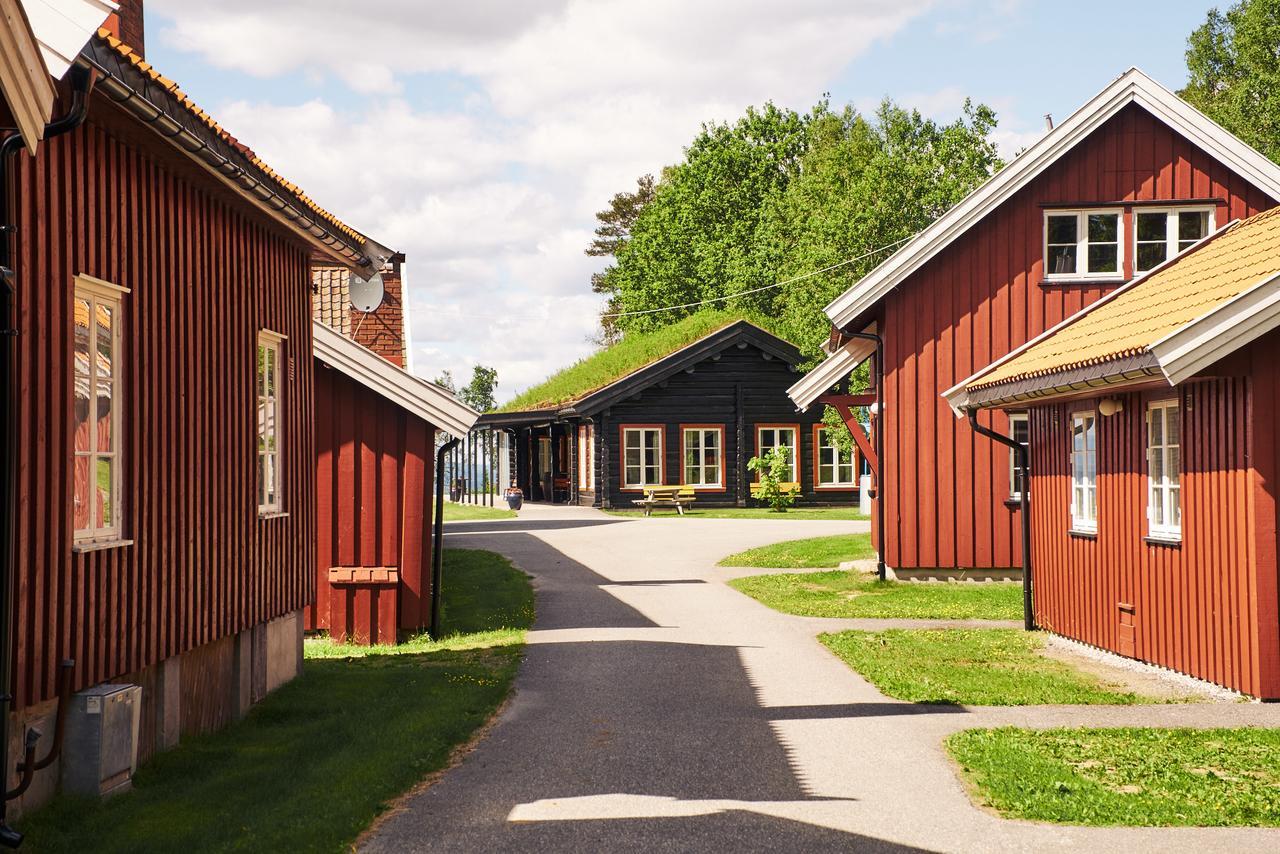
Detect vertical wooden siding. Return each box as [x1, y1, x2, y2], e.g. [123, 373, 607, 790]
[310, 364, 435, 638]
[1028, 379, 1277, 698]
[880, 103, 1275, 570]
[9, 108, 316, 709]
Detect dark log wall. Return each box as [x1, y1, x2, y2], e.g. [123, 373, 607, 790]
[880, 103, 1275, 571]
[8, 99, 316, 709]
[594, 345, 857, 508]
[1027, 339, 1280, 697]
[310, 364, 435, 639]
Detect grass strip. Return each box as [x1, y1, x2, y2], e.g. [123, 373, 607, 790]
[947, 726, 1280, 825]
[820, 629, 1155, 705]
[443, 502, 516, 521]
[718, 533, 875, 568]
[731, 571, 1021, 619]
[607, 506, 867, 521]
[22, 549, 533, 853]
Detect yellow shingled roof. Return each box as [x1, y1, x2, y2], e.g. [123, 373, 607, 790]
[970, 205, 1280, 391]
[94, 29, 367, 247]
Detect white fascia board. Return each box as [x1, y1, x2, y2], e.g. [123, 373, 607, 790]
[1, 0, 56, 152]
[20, 0, 114, 80]
[787, 335, 875, 411]
[313, 321, 479, 437]
[1150, 273, 1280, 385]
[825, 68, 1280, 331]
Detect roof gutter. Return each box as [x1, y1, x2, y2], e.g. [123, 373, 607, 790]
[79, 44, 392, 279]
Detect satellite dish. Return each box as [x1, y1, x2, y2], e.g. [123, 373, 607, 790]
[349, 272, 385, 313]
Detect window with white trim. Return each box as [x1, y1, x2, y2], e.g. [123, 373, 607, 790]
[1045, 210, 1123, 280]
[1008, 413, 1029, 500]
[816, 427, 857, 487]
[682, 427, 723, 488]
[1070, 411, 1097, 532]
[757, 426, 798, 482]
[257, 333, 284, 514]
[1134, 207, 1213, 273]
[1146, 400, 1181, 540]
[577, 424, 594, 491]
[73, 277, 126, 542]
[623, 427, 663, 488]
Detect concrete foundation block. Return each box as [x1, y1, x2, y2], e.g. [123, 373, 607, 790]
[155, 655, 181, 751]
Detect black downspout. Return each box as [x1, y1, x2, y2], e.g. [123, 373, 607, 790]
[845, 331, 886, 582]
[0, 65, 93, 848]
[967, 408, 1034, 631]
[430, 438, 462, 639]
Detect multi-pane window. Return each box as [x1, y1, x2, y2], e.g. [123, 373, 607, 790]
[257, 333, 283, 514]
[577, 424, 595, 491]
[757, 426, 798, 481]
[73, 277, 126, 542]
[682, 427, 723, 488]
[816, 427, 857, 487]
[1045, 210, 1123, 279]
[1008, 413, 1029, 500]
[623, 427, 663, 488]
[1135, 208, 1213, 273]
[1070, 411, 1098, 532]
[1147, 400, 1181, 540]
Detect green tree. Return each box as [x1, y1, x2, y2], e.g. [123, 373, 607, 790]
[588, 174, 656, 343]
[434, 370, 456, 393]
[747, 447, 800, 512]
[1182, 0, 1280, 163]
[459, 365, 498, 412]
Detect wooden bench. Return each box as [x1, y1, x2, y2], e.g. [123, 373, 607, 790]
[632, 486, 697, 516]
[749, 481, 801, 498]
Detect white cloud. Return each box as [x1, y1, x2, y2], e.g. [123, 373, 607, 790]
[149, 0, 940, 399]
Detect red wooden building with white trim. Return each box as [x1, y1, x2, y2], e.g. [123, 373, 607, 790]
[792, 69, 1280, 578]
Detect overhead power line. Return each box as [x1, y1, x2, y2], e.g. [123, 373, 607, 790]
[599, 235, 913, 319]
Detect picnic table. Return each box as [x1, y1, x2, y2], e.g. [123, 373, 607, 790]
[632, 486, 697, 516]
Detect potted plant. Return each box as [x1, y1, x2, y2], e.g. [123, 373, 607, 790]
[503, 483, 524, 511]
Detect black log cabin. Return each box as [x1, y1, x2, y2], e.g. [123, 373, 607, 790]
[477, 321, 862, 508]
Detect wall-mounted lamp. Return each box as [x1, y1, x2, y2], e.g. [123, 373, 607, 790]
[1098, 397, 1124, 417]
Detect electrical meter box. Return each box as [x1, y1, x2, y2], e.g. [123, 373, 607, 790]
[61, 684, 141, 798]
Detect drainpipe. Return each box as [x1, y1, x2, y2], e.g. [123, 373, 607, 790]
[0, 65, 93, 848]
[966, 408, 1034, 631]
[844, 331, 886, 581]
[430, 437, 462, 639]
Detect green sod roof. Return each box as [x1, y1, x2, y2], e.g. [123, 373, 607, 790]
[497, 309, 788, 413]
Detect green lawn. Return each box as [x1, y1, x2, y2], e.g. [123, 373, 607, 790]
[607, 506, 867, 522]
[21, 549, 534, 853]
[820, 629, 1155, 705]
[443, 501, 516, 521]
[948, 727, 1280, 826]
[717, 533, 875, 568]
[730, 571, 1022, 619]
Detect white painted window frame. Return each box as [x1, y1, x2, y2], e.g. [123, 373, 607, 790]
[816, 427, 857, 487]
[1133, 206, 1215, 274]
[1008, 412, 1029, 500]
[257, 331, 285, 515]
[73, 274, 129, 544]
[622, 427, 663, 488]
[1070, 410, 1098, 533]
[577, 424, 594, 492]
[757, 426, 799, 482]
[1146, 399, 1181, 542]
[682, 426, 724, 489]
[1043, 208, 1125, 282]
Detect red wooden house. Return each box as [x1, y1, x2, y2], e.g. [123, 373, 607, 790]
[0, 5, 400, 814]
[791, 68, 1280, 579]
[947, 206, 1280, 699]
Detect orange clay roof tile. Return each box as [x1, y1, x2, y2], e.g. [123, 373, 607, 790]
[93, 29, 367, 247]
[968, 204, 1280, 391]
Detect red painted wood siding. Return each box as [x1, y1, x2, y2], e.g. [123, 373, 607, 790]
[9, 105, 316, 709]
[310, 364, 435, 641]
[879, 103, 1275, 570]
[1027, 363, 1280, 698]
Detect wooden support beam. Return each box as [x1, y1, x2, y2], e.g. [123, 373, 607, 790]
[818, 393, 878, 474]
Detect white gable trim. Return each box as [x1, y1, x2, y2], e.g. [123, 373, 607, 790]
[313, 321, 479, 438]
[787, 327, 876, 411]
[1150, 273, 1280, 385]
[826, 68, 1280, 331]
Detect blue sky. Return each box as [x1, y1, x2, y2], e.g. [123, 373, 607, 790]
[143, 1, 1218, 398]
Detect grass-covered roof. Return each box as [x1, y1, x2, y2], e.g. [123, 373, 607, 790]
[497, 309, 789, 413]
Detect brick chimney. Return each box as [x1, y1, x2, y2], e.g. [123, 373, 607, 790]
[311, 258, 407, 367]
[104, 0, 145, 55]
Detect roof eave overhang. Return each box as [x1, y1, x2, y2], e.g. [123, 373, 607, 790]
[947, 354, 1165, 414]
[81, 39, 394, 278]
[825, 68, 1280, 331]
[787, 323, 877, 411]
[1, 0, 57, 153]
[1150, 273, 1280, 385]
[313, 321, 478, 437]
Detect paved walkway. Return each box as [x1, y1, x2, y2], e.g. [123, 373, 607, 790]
[363, 504, 1280, 853]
